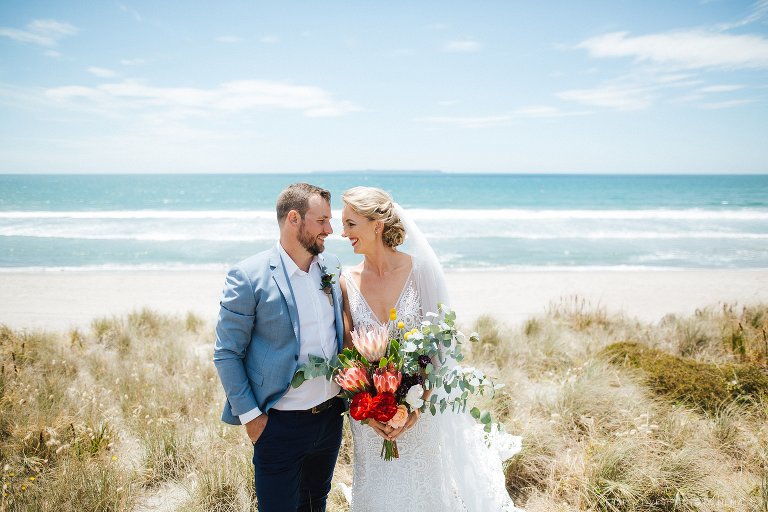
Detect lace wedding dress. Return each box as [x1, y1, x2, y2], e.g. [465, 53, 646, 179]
[343, 259, 524, 512]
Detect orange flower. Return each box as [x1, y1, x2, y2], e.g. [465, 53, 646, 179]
[387, 405, 409, 429]
[373, 366, 402, 394]
[335, 366, 371, 394]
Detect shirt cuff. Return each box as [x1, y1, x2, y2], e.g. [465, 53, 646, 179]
[239, 406, 262, 424]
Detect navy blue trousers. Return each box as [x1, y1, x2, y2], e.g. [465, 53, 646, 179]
[252, 398, 343, 512]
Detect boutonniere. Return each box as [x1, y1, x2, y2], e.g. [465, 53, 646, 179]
[319, 263, 336, 306]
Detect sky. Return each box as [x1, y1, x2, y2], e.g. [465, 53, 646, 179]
[1, 1, 767, 174]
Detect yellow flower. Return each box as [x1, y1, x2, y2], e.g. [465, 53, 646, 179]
[404, 332, 411, 341]
[28, 476, 35, 482]
[389, 308, 397, 321]
[397, 321, 404, 329]
[112, 455, 118, 461]
[21, 485, 26, 491]
[8, 473, 14, 477]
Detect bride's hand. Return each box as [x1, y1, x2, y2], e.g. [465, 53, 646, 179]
[389, 410, 420, 441]
[366, 419, 393, 439]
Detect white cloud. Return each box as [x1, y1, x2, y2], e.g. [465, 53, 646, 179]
[416, 106, 587, 128]
[216, 35, 244, 44]
[442, 39, 483, 53]
[260, 35, 280, 44]
[577, 30, 768, 70]
[43, 79, 361, 118]
[87, 67, 117, 78]
[697, 84, 744, 93]
[118, 3, 142, 22]
[120, 58, 145, 66]
[699, 98, 755, 109]
[416, 115, 513, 128]
[512, 105, 589, 118]
[558, 85, 653, 110]
[0, 19, 77, 47]
[716, 0, 768, 30]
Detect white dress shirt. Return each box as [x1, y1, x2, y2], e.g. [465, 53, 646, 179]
[238, 243, 340, 423]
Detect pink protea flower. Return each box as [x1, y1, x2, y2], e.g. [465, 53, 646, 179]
[373, 365, 402, 394]
[350, 324, 389, 363]
[335, 366, 372, 394]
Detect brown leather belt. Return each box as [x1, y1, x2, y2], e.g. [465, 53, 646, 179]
[308, 396, 338, 414]
[271, 396, 339, 415]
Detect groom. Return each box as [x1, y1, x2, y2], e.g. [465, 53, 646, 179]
[213, 182, 344, 512]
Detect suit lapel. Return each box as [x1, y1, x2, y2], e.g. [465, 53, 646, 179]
[270, 248, 300, 344]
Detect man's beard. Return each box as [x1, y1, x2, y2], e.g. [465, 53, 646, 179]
[298, 221, 324, 255]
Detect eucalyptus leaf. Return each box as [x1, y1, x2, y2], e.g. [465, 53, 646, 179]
[308, 354, 326, 364]
[470, 407, 480, 419]
[291, 371, 306, 389]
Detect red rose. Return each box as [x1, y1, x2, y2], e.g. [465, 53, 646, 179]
[350, 392, 373, 421]
[370, 392, 398, 423]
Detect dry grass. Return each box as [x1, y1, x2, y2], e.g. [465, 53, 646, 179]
[490, 299, 768, 511]
[1, 301, 767, 511]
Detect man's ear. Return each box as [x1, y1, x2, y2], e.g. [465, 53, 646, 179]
[287, 210, 301, 227]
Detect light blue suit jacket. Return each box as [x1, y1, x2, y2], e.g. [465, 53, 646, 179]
[213, 246, 344, 425]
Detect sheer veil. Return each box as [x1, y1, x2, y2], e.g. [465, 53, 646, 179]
[394, 203, 448, 315]
[394, 203, 524, 512]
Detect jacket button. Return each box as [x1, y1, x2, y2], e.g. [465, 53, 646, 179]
[294, 355, 299, 361]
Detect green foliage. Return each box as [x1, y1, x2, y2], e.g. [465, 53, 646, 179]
[600, 341, 768, 413]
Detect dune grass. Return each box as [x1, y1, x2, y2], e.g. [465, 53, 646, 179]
[1, 301, 767, 511]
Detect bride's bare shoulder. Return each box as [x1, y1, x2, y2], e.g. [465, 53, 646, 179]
[342, 262, 364, 285]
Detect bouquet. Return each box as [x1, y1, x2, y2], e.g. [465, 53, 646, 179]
[291, 305, 501, 461]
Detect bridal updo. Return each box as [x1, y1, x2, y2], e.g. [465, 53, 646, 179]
[342, 187, 406, 248]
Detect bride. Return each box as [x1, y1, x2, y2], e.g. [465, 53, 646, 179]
[338, 186, 523, 511]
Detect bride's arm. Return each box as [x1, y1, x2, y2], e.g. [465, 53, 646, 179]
[339, 275, 354, 350]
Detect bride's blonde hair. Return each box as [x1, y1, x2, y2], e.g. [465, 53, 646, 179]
[342, 187, 406, 248]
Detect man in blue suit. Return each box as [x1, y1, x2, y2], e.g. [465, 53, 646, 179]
[214, 182, 344, 512]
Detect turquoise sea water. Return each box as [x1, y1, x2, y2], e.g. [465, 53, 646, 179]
[1, 173, 767, 271]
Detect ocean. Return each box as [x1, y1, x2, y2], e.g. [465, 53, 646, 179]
[1, 173, 767, 271]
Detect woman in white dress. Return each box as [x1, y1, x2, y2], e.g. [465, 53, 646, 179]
[338, 186, 523, 512]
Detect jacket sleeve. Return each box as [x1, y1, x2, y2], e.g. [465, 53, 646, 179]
[213, 265, 259, 417]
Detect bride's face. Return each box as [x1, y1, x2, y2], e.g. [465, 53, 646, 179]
[341, 205, 379, 254]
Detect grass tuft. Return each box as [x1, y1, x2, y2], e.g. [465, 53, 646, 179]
[600, 341, 768, 413]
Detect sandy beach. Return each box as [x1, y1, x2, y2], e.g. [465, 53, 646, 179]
[1, 269, 767, 331]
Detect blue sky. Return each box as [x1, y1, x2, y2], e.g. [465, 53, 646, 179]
[1, 1, 767, 174]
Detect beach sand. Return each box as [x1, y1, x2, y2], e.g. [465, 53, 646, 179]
[1, 269, 767, 331]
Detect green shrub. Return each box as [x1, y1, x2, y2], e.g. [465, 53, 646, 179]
[600, 342, 768, 413]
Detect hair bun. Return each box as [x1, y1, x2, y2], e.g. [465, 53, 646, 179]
[342, 187, 406, 248]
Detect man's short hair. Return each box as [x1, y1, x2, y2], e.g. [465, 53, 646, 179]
[276, 183, 331, 225]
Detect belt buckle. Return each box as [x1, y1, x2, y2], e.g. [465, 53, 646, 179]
[310, 398, 331, 414]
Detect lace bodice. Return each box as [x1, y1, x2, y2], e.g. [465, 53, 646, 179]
[343, 264, 422, 333]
